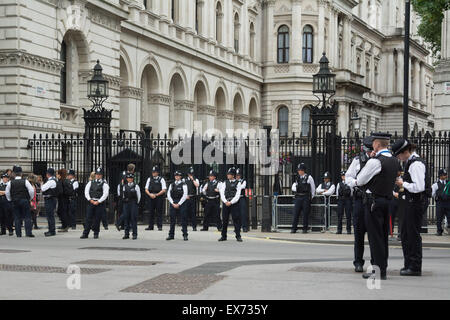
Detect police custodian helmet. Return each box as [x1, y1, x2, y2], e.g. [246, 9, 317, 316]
[297, 163, 307, 171]
[95, 167, 104, 175]
[174, 170, 182, 177]
[227, 167, 236, 176]
[323, 172, 331, 179]
[208, 170, 217, 177]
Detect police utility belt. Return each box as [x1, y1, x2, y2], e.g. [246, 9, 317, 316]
[407, 191, 427, 202]
[206, 195, 219, 200]
[294, 192, 309, 197]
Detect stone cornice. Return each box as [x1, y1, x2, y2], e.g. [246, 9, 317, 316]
[234, 114, 249, 122]
[249, 116, 262, 126]
[174, 100, 195, 111]
[147, 94, 171, 105]
[0, 50, 64, 75]
[120, 86, 143, 99]
[217, 110, 234, 120]
[197, 105, 216, 116]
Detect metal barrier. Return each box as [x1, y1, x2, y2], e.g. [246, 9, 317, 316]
[273, 195, 327, 231]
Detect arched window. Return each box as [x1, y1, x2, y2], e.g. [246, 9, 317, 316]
[60, 40, 67, 103]
[277, 25, 289, 64]
[301, 107, 311, 137]
[234, 13, 240, 53]
[249, 22, 255, 59]
[278, 106, 289, 136]
[302, 25, 314, 63]
[216, 2, 223, 44]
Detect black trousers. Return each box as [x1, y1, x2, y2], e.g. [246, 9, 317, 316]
[0, 199, 13, 232]
[353, 197, 368, 267]
[292, 196, 310, 231]
[147, 196, 164, 229]
[169, 202, 187, 237]
[185, 197, 197, 229]
[203, 198, 222, 230]
[365, 197, 390, 275]
[401, 198, 427, 272]
[239, 197, 249, 230]
[68, 197, 77, 227]
[221, 202, 241, 239]
[122, 201, 138, 237]
[337, 198, 352, 232]
[436, 202, 450, 233]
[83, 202, 105, 236]
[57, 196, 70, 228]
[12, 199, 33, 237]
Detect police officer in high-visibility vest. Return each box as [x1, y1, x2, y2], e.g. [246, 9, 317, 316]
[200, 170, 222, 231]
[5, 166, 35, 237]
[291, 163, 316, 234]
[336, 171, 353, 234]
[218, 167, 243, 242]
[81, 167, 110, 239]
[236, 168, 249, 233]
[145, 166, 167, 231]
[346, 136, 374, 273]
[166, 170, 188, 241]
[41, 168, 59, 237]
[67, 169, 79, 229]
[119, 173, 141, 240]
[0, 172, 14, 236]
[356, 133, 398, 280]
[393, 139, 431, 277]
[183, 167, 199, 231]
[432, 169, 450, 236]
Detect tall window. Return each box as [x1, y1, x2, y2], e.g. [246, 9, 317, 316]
[234, 13, 240, 53]
[171, 0, 179, 23]
[302, 25, 314, 63]
[216, 2, 223, 44]
[277, 25, 289, 64]
[195, 0, 202, 34]
[278, 106, 289, 136]
[301, 107, 311, 137]
[60, 40, 67, 103]
[143, 0, 147, 9]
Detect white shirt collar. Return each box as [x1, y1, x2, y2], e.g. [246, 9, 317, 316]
[376, 148, 389, 156]
[408, 152, 419, 161]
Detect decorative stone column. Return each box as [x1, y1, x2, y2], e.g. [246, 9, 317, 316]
[263, 0, 275, 64]
[196, 105, 216, 134]
[318, 0, 325, 62]
[414, 59, 420, 102]
[291, 0, 302, 63]
[342, 16, 351, 70]
[148, 94, 171, 136]
[175, 100, 195, 133]
[397, 49, 404, 94]
[217, 110, 234, 136]
[120, 86, 143, 131]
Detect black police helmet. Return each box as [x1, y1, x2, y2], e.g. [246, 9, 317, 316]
[438, 169, 448, 177]
[68, 169, 75, 176]
[126, 173, 134, 179]
[323, 171, 331, 179]
[227, 167, 236, 176]
[1, 172, 9, 178]
[152, 166, 160, 173]
[341, 171, 346, 176]
[391, 139, 411, 157]
[297, 163, 307, 171]
[95, 167, 104, 175]
[174, 170, 182, 177]
[208, 170, 217, 177]
[46, 168, 55, 176]
[362, 136, 374, 151]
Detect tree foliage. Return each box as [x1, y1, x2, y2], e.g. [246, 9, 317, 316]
[411, 0, 450, 57]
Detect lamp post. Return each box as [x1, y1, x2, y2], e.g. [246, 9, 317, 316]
[350, 108, 361, 134]
[311, 53, 338, 183]
[87, 60, 109, 111]
[403, 0, 410, 139]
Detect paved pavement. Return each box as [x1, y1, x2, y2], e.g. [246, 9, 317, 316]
[0, 220, 449, 300]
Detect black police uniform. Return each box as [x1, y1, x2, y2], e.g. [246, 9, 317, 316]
[146, 175, 165, 230]
[220, 179, 241, 240]
[82, 178, 109, 238]
[292, 174, 313, 233]
[0, 178, 14, 235]
[435, 178, 450, 235]
[57, 178, 72, 230]
[361, 152, 398, 277]
[389, 183, 405, 235]
[401, 155, 430, 273]
[67, 177, 78, 229]
[121, 181, 139, 238]
[42, 176, 59, 235]
[337, 179, 353, 233]
[168, 180, 188, 238]
[183, 176, 198, 231]
[202, 178, 222, 231]
[9, 177, 33, 237]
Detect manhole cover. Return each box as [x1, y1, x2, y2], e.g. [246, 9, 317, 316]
[0, 249, 30, 253]
[74, 260, 162, 266]
[79, 247, 154, 251]
[121, 273, 226, 295]
[0, 264, 110, 274]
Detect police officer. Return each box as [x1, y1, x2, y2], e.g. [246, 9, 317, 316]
[81, 167, 110, 239]
[145, 166, 167, 231]
[236, 168, 249, 233]
[291, 163, 316, 234]
[356, 133, 398, 280]
[119, 173, 141, 240]
[183, 167, 199, 231]
[67, 169, 79, 229]
[393, 139, 430, 276]
[41, 168, 59, 237]
[115, 171, 127, 231]
[201, 170, 222, 231]
[0, 172, 14, 236]
[336, 171, 352, 234]
[316, 171, 335, 230]
[219, 167, 243, 242]
[57, 168, 70, 232]
[346, 136, 374, 272]
[166, 171, 188, 241]
[432, 169, 450, 236]
[5, 166, 35, 237]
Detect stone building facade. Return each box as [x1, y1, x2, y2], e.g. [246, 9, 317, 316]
[0, 0, 436, 169]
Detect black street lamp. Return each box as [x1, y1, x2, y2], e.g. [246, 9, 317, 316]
[87, 60, 109, 111]
[313, 53, 336, 110]
[350, 107, 361, 133]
